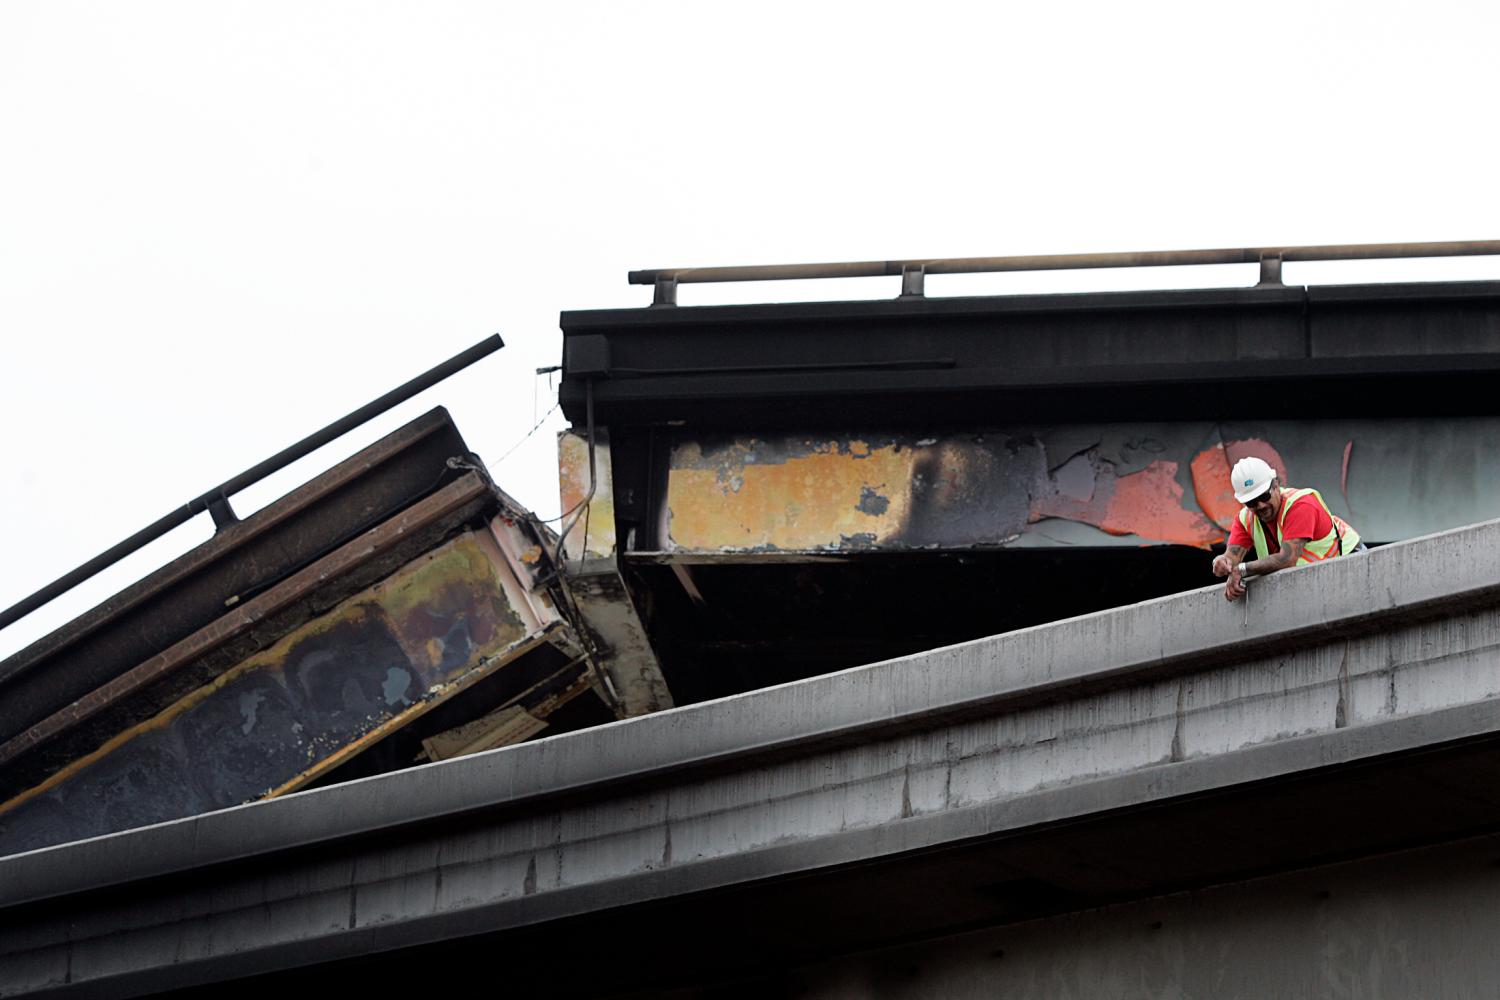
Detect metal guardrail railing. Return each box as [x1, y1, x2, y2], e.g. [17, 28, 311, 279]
[629, 239, 1500, 306]
[0, 335, 504, 635]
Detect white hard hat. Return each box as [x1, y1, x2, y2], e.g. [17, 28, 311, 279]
[1231, 456, 1276, 503]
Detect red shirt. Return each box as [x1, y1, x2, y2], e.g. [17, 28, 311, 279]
[1227, 492, 1333, 555]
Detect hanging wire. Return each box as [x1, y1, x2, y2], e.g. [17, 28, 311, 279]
[554, 379, 596, 566]
[492, 400, 561, 467]
[493, 365, 564, 469]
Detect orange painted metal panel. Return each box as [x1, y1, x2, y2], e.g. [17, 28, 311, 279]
[656, 429, 1313, 554]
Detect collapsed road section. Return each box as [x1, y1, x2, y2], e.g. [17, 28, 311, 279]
[3, 517, 1500, 995]
[5, 238, 1500, 893]
[0, 406, 631, 854]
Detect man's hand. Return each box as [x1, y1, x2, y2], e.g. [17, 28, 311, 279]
[1212, 545, 1246, 579]
[1224, 566, 1247, 602]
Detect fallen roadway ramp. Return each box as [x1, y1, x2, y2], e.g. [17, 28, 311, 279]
[4, 520, 1500, 997]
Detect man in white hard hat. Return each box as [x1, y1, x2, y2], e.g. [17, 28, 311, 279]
[1210, 456, 1364, 601]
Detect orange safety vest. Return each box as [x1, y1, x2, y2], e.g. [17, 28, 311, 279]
[1237, 487, 1361, 565]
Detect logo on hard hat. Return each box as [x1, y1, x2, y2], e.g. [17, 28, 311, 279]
[1244, 479, 1253, 486]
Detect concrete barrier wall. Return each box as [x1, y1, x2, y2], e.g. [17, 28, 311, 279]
[3, 519, 1500, 995]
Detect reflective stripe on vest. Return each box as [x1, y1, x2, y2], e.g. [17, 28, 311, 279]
[1236, 488, 1362, 565]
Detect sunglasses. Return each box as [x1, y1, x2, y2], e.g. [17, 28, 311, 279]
[1246, 489, 1275, 508]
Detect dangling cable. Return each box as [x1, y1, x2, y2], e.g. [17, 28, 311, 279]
[555, 379, 596, 569]
[546, 378, 621, 712]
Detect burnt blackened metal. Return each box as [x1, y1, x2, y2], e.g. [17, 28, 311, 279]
[0, 473, 497, 782]
[0, 522, 559, 855]
[563, 564, 672, 716]
[649, 419, 1500, 555]
[660, 431, 1216, 552]
[556, 429, 673, 716]
[421, 704, 550, 761]
[0, 408, 477, 751]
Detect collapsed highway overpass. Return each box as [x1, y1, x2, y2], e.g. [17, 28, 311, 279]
[4, 517, 1500, 996]
[5, 241, 1500, 996]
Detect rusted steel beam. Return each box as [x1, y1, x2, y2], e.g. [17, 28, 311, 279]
[0, 472, 493, 772]
[628, 239, 1500, 288]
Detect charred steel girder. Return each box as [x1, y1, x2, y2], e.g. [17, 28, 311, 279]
[0, 408, 477, 753]
[0, 519, 560, 854]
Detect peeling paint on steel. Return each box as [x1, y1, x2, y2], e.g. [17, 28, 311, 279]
[486, 515, 564, 629]
[658, 422, 1487, 554]
[558, 429, 617, 560]
[1031, 457, 1220, 547]
[669, 438, 915, 551]
[0, 529, 553, 854]
[566, 563, 674, 717]
[664, 432, 1231, 552]
[1188, 438, 1289, 530]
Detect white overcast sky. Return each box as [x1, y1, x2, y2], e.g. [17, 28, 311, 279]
[3, 0, 1499, 657]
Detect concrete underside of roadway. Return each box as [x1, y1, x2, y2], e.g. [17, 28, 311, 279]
[654, 831, 1500, 999]
[3, 518, 1500, 996]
